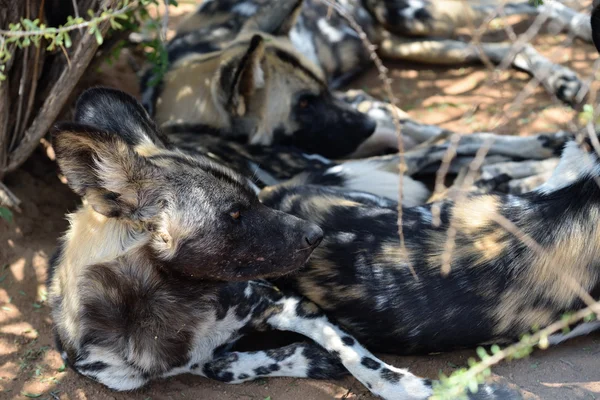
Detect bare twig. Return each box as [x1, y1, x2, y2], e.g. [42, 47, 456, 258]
[3, 2, 118, 174]
[321, 0, 416, 278]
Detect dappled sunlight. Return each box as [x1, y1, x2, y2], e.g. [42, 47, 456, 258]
[8, 258, 26, 282]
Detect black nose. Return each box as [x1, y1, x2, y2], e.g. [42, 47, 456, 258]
[304, 225, 324, 247]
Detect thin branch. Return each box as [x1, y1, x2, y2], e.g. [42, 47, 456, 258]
[321, 0, 416, 278]
[433, 300, 600, 399]
[3, 1, 119, 174]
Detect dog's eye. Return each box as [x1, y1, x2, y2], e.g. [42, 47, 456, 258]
[230, 210, 241, 220]
[298, 99, 309, 109]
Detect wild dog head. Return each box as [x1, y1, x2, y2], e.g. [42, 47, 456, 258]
[53, 87, 323, 281]
[150, 5, 376, 158]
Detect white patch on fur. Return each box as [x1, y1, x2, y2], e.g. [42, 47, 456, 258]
[76, 346, 147, 391]
[317, 19, 345, 43]
[223, 346, 309, 383]
[268, 297, 433, 400]
[548, 321, 600, 345]
[301, 153, 333, 164]
[289, 20, 320, 69]
[400, 0, 426, 19]
[165, 309, 249, 378]
[253, 63, 265, 89]
[326, 161, 430, 207]
[416, 206, 432, 224]
[232, 2, 258, 16]
[535, 141, 600, 194]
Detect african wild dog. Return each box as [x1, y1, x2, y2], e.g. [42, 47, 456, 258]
[145, 28, 376, 159]
[171, 0, 591, 104]
[48, 88, 523, 399]
[259, 136, 600, 355]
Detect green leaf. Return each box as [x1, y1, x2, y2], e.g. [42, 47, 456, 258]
[0, 207, 13, 223]
[64, 32, 72, 48]
[93, 28, 103, 45]
[58, 364, 66, 372]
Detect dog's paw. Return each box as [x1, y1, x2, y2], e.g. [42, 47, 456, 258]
[547, 67, 582, 105]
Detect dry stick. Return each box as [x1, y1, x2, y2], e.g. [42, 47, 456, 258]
[439, 137, 496, 276]
[429, 0, 504, 224]
[0, 180, 20, 209]
[320, 0, 416, 279]
[161, 0, 170, 42]
[13, 0, 31, 142]
[3, 1, 118, 175]
[71, 0, 83, 34]
[21, 0, 46, 149]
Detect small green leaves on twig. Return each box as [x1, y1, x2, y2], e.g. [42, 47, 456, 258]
[0, 0, 152, 81]
[432, 303, 600, 399]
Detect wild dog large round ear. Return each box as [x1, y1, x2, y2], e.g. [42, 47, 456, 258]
[223, 35, 266, 117]
[74, 87, 169, 148]
[51, 121, 163, 219]
[592, 1, 600, 53]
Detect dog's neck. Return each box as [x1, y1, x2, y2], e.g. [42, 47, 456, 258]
[51, 205, 152, 346]
[62, 204, 151, 270]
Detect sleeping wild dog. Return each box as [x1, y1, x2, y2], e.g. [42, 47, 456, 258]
[142, 5, 438, 206]
[171, 0, 591, 104]
[259, 136, 600, 355]
[48, 88, 523, 399]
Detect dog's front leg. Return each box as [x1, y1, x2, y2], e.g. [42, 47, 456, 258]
[265, 296, 433, 400]
[202, 341, 347, 383]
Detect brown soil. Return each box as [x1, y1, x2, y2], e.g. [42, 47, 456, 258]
[2, 2, 600, 400]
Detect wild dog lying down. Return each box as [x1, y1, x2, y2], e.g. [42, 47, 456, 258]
[48, 88, 523, 399]
[145, 29, 376, 159]
[173, 0, 591, 104]
[259, 139, 600, 356]
[145, 0, 580, 184]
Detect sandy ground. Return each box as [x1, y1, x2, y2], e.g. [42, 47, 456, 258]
[2, 1, 600, 399]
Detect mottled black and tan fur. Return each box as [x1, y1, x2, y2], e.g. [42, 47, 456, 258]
[48, 88, 523, 399]
[260, 138, 600, 355]
[170, 0, 592, 104]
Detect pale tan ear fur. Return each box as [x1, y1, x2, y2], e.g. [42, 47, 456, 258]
[54, 129, 163, 221]
[230, 35, 266, 117]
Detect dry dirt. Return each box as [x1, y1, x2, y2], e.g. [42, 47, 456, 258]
[2, 2, 600, 400]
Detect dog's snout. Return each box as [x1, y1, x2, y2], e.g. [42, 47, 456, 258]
[304, 225, 324, 247]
